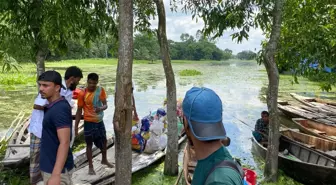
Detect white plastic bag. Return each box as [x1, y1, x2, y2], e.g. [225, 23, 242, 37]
[144, 119, 167, 153]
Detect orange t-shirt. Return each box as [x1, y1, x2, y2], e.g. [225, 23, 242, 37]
[77, 87, 107, 123]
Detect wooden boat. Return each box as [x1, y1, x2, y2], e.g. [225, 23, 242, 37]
[292, 118, 336, 142]
[278, 104, 336, 125]
[1, 117, 85, 167]
[290, 93, 336, 107]
[74, 136, 114, 168]
[290, 93, 336, 116]
[72, 134, 187, 185]
[281, 128, 336, 159]
[1, 116, 31, 166]
[183, 143, 196, 185]
[252, 135, 336, 185]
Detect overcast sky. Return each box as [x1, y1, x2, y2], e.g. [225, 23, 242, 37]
[148, 0, 266, 54]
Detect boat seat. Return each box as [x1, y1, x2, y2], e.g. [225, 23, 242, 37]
[313, 129, 326, 135]
[302, 143, 315, 149]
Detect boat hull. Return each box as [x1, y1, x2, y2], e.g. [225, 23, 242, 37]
[252, 136, 336, 185]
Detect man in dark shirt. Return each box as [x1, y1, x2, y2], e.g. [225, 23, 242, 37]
[253, 111, 269, 142]
[38, 71, 74, 185]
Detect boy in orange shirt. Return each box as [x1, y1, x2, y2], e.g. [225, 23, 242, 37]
[75, 73, 113, 175]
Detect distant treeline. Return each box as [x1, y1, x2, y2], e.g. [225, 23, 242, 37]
[1, 32, 257, 62]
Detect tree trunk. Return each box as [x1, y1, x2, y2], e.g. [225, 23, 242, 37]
[113, 0, 133, 184]
[32, 0, 46, 81]
[36, 47, 46, 78]
[263, 0, 284, 182]
[154, 0, 179, 176]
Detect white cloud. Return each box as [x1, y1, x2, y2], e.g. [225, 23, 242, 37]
[149, 0, 265, 54]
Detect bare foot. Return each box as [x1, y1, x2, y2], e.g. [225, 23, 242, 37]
[88, 167, 96, 175]
[101, 161, 114, 168]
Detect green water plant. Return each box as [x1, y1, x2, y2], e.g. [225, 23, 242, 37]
[179, 69, 202, 76]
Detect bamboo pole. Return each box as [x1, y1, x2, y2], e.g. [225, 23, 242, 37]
[174, 169, 184, 185]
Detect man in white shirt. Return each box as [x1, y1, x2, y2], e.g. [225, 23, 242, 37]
[29, 66, 83, 185]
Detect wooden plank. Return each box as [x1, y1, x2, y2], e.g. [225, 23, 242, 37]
[74, 137, 114, 168]
[72, 135, 187, 185]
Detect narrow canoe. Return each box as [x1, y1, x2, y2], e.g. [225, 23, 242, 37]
[281, 128, 336, 159]
[252, 135, 336, 185]
[1, 118, 85, 167]
[292, 118, 336, 142]
[290, 93, 336, 107]
[72, 134, 187, 185]
[278, 104, 336, 125]
[183, 143, 196, 185]
[290, 93, 336, 116]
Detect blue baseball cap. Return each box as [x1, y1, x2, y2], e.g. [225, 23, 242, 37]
[182, 87, 226, 141]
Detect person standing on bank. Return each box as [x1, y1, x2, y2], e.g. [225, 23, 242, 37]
[75, 73, 113, 175]
[182, 87, 243, 185]
[62, 66, 83, 104]
[38, 71, 74, 185]
[29, 66, 82, 185]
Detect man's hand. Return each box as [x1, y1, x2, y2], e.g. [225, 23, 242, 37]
[47, 174, 61, 185]
[94, 107, 102, 113]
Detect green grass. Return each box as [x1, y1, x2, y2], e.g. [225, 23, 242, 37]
[72, 134, 86, 153]
[260, 170, 303, 185]
[179, 69, 202, 76]
[132, 159, 180, 185]
[0, 168, 30, 185]
[0, 73, 36, 85]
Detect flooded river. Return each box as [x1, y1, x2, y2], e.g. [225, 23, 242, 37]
[1, 59, 328, 184]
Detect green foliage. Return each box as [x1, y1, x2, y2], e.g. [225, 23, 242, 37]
[260, 170, 302, 185]
[179, 69, 202, 76]
[0, 168, 30, 185]
[72, 134, 86, 153]
[0, 140, 7, 160]
[170, 33, 226, 61]
[0, 0, 117, 63]
[0, 50, 21, 72]
[133, 32, 231, 61]
[276, 0, 336, 91]
[237, 50, 257, 60]
[134, 33, 160, 61]
[222, 49, 233, 60]
[0, 140, 30, 185]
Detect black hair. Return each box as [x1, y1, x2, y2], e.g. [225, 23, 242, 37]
[64, 66, 83, 80]
[261, 111, 269, 116]
[88, 73, 99, 81]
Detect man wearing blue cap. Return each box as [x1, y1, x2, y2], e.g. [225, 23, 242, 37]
[182, 87, 243, 185]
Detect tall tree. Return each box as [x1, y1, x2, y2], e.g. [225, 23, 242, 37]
[0, 0, 114, 78]
[260, 0, 284, 181]
[154, 0, 179, 176]
[113, 0, 134, 184]
[277, 0, 336, 91]
[176, 0, 284, 182]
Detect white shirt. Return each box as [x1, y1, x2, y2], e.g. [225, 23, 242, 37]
[28, 94, 48, 138]
[61, 79, 74, 105]
[29, 80, 74, 138]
